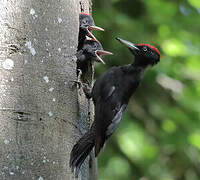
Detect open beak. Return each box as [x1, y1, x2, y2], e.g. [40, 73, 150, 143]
[88, 26, 104, 32]
[87, 29, 97, 40]
[116, 37, 140, 51]
[95, 50, 113, 64]
[87, 26, 104, 41]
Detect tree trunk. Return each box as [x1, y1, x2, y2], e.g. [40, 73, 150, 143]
[0, 0, 94, 180]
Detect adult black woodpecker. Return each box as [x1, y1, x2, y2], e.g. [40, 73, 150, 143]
[78, 13, 104, 50]
[70, 37, 161, 175]
[76, 39, 113, 74]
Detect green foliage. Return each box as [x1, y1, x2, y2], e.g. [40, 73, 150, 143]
[92, 0, 200, 179]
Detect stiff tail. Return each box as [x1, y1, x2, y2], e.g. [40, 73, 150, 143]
[70, 130, 94, 176]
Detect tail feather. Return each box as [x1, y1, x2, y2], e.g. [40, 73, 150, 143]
[95, 135, 105, 157]
[74, 145, 93, 176]
[70, 130, 94, 176]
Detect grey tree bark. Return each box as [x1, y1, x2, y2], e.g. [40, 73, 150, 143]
[0, 0, 95, 180]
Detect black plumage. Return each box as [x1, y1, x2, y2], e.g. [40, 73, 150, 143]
[70, 37, 161, 175]
[78, 13, 104, 50]
[76, 39, 112, 74]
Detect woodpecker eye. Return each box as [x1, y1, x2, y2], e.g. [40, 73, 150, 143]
[94, 45, 97, 49]
[82, 19, 88, 25]
[143, 47, 148, 51]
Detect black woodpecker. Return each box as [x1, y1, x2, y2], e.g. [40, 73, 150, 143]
[70, 37, 161, 175]
[76, 39, 113, 74]
[78, 13, 104, 50]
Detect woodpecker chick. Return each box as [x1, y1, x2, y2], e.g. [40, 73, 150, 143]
[78, 13, 104, 50]
[70, 37, 161, 175]
[76, 39, 113, 74]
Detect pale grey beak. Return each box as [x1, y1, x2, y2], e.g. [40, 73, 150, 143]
[116, 37, 140, 51]
[87, 30, 97, 40]
[87, 26, 104, 41]
[88, 26, 104, 32]
[95, 50, 113, 64]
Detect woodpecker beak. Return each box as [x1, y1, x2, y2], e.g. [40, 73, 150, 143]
[87, 29, 97, 40]
[116, 37, 140, 51]
[88, 26, 104, 32]
[87, 26, 104, 41]
[95, 50, 113, 64]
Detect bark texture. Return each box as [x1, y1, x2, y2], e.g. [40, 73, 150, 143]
[0, 0, 93, 180]
[75, 0, 97, 180]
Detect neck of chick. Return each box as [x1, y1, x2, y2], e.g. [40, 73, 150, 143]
[76, 50, 89, 74]
[78, 29, 86, 51]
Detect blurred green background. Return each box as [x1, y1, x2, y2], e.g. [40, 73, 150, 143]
[92, 0, 200, 180]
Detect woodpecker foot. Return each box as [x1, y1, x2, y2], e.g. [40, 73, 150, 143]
[71, 80, 92, 99]
[77, 69, 83, 81]
[71, 80, 82, 89]
[71, 69, 83, 89]
[82, 84, 92, 99]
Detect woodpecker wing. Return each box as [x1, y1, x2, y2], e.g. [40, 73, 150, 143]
[94, 97, 126, 156]
[92, 67, 127, 156]
[106, 104, 127, 137]
[102, 85, 115, 100]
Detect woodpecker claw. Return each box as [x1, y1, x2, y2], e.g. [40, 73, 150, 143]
[71, 80, 92, 99]
[71, 80, 82, 89]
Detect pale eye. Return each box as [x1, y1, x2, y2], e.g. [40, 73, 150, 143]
[93, 44, 98, 49]
[94, 43, 97, 48]
[143, 46, 148, 51]
[82, 19, 88, 24]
